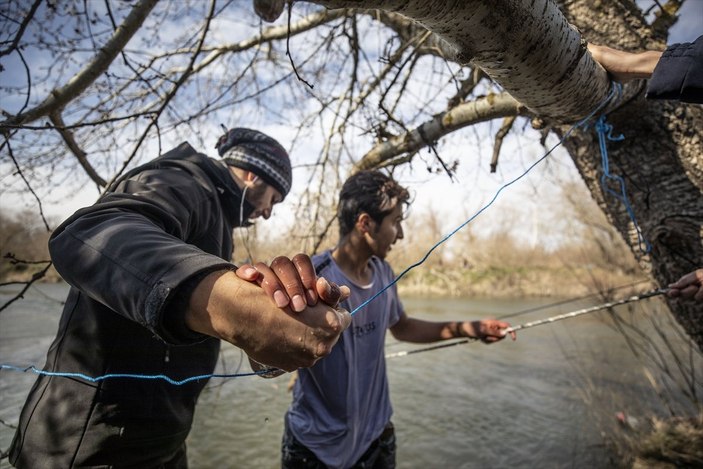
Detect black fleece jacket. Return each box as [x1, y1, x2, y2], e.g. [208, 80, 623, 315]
[647, 35, 703, 104]
[10, 142, 251, 468]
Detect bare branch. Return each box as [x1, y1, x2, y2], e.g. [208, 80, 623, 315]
[110, 0, 218, 184]
[0, 0, 159, 129]
[0, 0, 42, 58]
[356, 92, 524, 171]
[490, 115, 516, 173]
[0, 254, 52, 314]
[286, 0, 315, 89]
[447, 67, 485, 109]
[49, 110, 107, 188]
[2, 135, 50, 231]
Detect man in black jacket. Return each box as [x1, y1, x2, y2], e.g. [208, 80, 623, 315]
[9, 128, 351, 468]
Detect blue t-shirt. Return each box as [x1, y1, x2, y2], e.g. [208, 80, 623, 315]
[286, 250, 403, 469]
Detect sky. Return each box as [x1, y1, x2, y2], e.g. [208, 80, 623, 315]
[1, 0, 701, 254]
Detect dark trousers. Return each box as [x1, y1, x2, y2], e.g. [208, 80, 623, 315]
[281, 421, 396, 469]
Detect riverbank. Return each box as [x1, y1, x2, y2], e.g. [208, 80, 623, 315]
[2, 263, 649, 302]
[395, 264, 649, 299]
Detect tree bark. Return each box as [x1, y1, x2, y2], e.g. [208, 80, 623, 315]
[558, 0, 703, 349]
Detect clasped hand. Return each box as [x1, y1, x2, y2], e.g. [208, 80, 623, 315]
[234, 254, 351, 375]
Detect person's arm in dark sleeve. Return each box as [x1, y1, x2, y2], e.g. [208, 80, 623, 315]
[589, 35, 703, 104]
[49, 165, 354, 371]
[49, 166, 233, 344]
[647, 35, 703, 103]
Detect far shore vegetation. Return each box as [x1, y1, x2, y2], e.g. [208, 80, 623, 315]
[1, 182, 650, 299]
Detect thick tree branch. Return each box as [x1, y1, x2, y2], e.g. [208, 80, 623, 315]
[312, 0, 639, 122]
[356, 92, 524, 171]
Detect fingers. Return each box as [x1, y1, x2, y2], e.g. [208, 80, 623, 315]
[248, 261, 291, 309]
[679, 285, 703, 301]
[477, 319, 516, 343]
[334, 306, 352, 331]
[235, 264, 261, 283]
[270, 256, 310, 312]
[316, 277, 351, 307]
[667, 269, 703, 302]
[249, 255, 323, 312]
[238, 254, 353, 313]
[668, 271, 697, 290]
[292, 253, 319, 305]
[496, 320, 517, 341]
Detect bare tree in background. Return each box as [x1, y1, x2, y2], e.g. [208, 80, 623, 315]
[0, 0, 700, 348]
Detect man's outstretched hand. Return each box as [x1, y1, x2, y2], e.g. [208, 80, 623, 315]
[184, 256, 351, 373]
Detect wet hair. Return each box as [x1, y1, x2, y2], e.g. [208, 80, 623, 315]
[337, 170, 410, 237]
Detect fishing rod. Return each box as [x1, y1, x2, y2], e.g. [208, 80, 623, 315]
[496, 278, 653, 321]
[385, 288, 668, 360]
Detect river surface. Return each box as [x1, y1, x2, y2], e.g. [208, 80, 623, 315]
[1, 282, 700, 468]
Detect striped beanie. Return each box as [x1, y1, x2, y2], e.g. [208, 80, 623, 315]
[216, 127, 292, 197]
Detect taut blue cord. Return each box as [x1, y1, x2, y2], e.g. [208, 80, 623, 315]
[0, 364, 266, 384]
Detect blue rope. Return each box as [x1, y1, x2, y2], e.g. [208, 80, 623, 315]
[0, 364, 266, 384]
[594, 114, 651, 253]
[1, 83, 623, 384]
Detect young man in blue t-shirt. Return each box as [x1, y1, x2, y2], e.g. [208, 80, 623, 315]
[280, 170, 517, 469]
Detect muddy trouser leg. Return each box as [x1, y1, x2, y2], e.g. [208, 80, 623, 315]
[352, 422, 396, 469]
[281, 416, 327, 469]
[371, 422, 396, 469]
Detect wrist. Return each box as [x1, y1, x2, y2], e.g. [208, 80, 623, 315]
[249, 357, 284, 378]
[460, 321, 479, 339]
[184, 270, 259, 343]
[630, 50, 662, 79]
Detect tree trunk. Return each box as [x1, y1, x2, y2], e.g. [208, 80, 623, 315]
[309, 0, 703, 349]
[558, 0, 703, 350]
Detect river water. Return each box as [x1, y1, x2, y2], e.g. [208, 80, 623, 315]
[1, 283, 700, 468]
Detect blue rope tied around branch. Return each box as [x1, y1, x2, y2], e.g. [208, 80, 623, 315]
[1, 83, 626, 384]
[594, 114, 651, 254]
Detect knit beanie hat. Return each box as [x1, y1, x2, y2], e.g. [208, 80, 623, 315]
[215, 127, 292, 198]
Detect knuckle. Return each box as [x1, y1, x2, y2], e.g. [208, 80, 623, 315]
[292, 253, 311, 266]
[315, 342, 332, 358]
[328, 319, 343, 335]
[270, 256, 291, 270]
